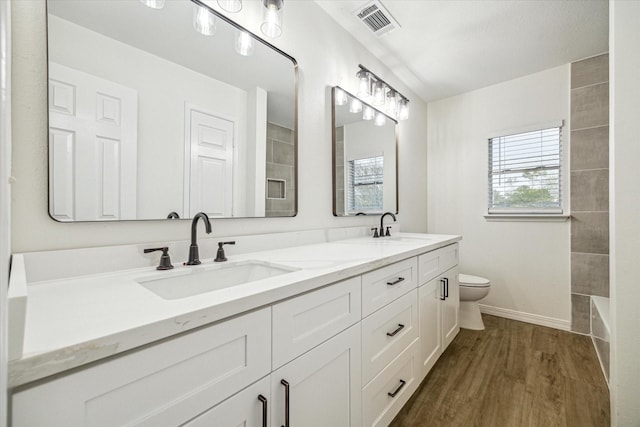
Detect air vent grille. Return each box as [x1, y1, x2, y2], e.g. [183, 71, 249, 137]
[354, 0, 400, 37]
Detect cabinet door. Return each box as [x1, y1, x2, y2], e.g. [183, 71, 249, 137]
[183, 376, 271, 427]
[441, 266, 460, 350]
[418, 278, 442, 379]
[271, 324, 362, 427]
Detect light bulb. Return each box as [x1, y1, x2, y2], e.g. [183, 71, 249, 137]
[398, 99, 410, 120]
[349, 98, 363, 113]
[335, 88, 348, 106]
[235, 30, 254, 56]
[386, 90, 398, 117]
[193, 4, 216, 36]
[373, 81, 386, 106]
[217, 0, 242, 13]
[261, 0, 283, 38]
[363, 106, 375, 121]
[139, 0, 165, 9]
[374, 112, 386, 126]
[356, 70, 371, 99]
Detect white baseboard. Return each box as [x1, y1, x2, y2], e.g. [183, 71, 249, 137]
[479, 304, 571, 331]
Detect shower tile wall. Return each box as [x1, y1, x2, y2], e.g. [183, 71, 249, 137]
[570, 53, 609, 334]
[266, 123, 295, 217]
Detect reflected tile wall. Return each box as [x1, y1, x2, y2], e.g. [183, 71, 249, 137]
[266, 123, 295, 217]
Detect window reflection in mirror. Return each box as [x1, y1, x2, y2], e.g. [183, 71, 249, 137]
[332, 87, 397, 216]
[46, 0, 297, 222]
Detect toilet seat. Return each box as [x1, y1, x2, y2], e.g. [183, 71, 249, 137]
[459, 274, 490, 287]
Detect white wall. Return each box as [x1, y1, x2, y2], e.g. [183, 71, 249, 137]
[610, 1, 640, 424]
[0, 1, 10, 424]
[10, 0, 429, 253]
[427, 66, 571, 326]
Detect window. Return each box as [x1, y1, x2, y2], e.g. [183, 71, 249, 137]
[488, 125, 563, 214]
[347, 156, 384, 213]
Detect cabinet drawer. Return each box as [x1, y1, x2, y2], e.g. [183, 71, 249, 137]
[418, 243, 458, 286]
[183, 376, 270, 427]
[362, 257, 418, 317]
[362, 289, 418, 385]
[12, 308, 271, 427]
[272, 276, 361, 369]
[362, 338, 420, 427]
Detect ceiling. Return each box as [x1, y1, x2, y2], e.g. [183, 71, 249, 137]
[315, 0, 609, 103]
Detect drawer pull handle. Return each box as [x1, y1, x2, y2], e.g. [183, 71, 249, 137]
[386, 324, 405, 337]
[281, 379, 290, 427]
[386, 277, 405, 286]
[258, 394, 268, 427]
[388, 379, 406, 398]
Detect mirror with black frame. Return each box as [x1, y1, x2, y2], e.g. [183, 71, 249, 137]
[332, 87, 397, 217]
[46, 0, 297, 222]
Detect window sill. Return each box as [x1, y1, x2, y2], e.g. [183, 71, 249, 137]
[483, 214, 570, 222]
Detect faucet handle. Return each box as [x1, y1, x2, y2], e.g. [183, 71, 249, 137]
[371, 228, 380, 238]
[214, 241, 236, 262]
[144, 247, 174, 270]
[385, 226, 392, 237]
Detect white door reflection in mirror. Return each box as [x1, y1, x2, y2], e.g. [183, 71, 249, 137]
[185, 106, 234, 218]
[49, 63, 138, 221]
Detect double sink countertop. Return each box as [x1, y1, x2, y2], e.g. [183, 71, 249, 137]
[8, 232, 461, 388]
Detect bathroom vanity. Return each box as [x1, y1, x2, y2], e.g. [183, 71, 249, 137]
[8, 230, 460, 426]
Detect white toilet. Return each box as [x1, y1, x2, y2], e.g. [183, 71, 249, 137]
[458, 274, 491, 330]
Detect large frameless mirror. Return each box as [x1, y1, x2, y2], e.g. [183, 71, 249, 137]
[332, 87, 397, 216]
[47, 0, 297, 221]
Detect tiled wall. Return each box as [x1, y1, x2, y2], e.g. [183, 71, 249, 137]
[570, 53, 609, 334]
[334, 126, 345, 216]
[266, 123, 296, 217]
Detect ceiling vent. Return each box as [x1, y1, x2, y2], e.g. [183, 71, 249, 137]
[354, 0, 401, 37]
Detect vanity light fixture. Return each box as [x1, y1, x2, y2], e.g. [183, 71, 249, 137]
[363, 105, 375, 121]
[193, 3, 217, 36]
[374, 112, 386, 126]
[217, 0, 242, 13]
[139, 0, 165, 9]
[356, 64, 410, 121]
[335, 88, 348, 106]
[261, 0, 284, 38]
[235, 30, 254, 56]
[349, 97, 363, 113]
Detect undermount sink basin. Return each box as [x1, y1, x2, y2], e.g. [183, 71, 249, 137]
[136, 260, 299, 300]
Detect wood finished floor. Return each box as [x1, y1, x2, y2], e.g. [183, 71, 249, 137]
[390, 315, 610, 427]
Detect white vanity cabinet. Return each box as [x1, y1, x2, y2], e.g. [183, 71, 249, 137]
[12, 307, 272, 427]
[11, 238, 462, 427]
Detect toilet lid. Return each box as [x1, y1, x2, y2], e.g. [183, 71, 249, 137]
[459, 274, 490, 287]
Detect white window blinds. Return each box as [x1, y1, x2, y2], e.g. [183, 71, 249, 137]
[347, 156, 384, 213]
[488, 125, 562, 214]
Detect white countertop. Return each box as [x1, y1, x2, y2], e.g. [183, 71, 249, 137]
[8, 232, 460, 388]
